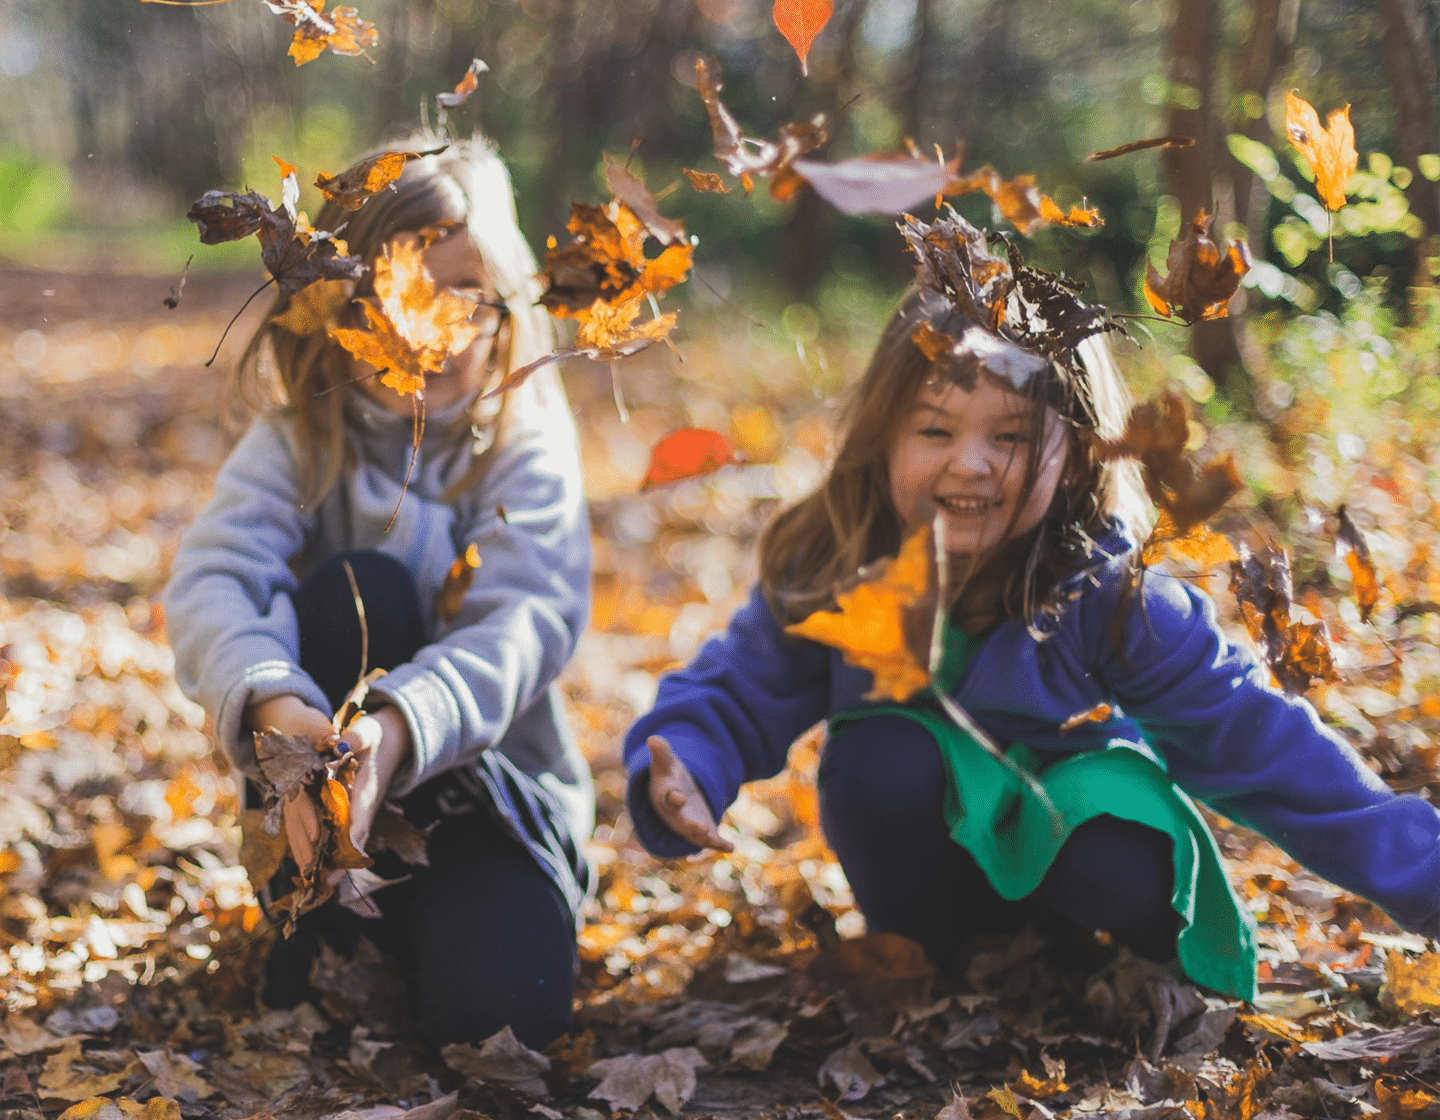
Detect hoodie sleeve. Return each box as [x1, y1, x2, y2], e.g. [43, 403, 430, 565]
[622, 586, 833, 857]
[365, 377, 592, 796]
[162, 420, 330, 774]
[1094, 569, 1440, 936]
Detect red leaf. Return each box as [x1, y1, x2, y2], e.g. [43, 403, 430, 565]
[773, 0, 833, 76]
[640, 429, 739, 491]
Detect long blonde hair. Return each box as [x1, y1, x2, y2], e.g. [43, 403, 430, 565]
[234, 133, 555, 508]
[759, 286, 1149, 626]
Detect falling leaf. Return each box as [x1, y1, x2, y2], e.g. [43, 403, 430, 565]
[1144, 209, 1251, 324]
[314, 147, 445, 211]
[540, 200, 692, 318]
[271, 278, 353, 337]
[793, 153, 958, 215]
[772, 0, 833, 76]
[1336, 505, 1380, 623]
[1087, 135, 1195, 161]
[329, 237, 483, 398]
[263, 0, 378, 66]
[437, 57, 488, 110]
[1285, 91, 1357, 211]
[1094, 390, 1242, 535]
[442, 1026, 551, 1099]
[162, 256, 192, 309]
[786, 519, 936, 702]
[945, 164, 1102, 234]
[1383, 952, 1440, 1017]
[1059, 702, 1113, 734]
[602, 154, 686, 245]
[640, 429, 739, 491]
[695, 58, 827, 198]
[1230, 544, 1340, 695]
[683, 168, 730, 194]
[185, 190, 273, 245]
[1142, 512, 1239, 569]
[436, 542, 483, 623]
[586, 1048, 706, 1115]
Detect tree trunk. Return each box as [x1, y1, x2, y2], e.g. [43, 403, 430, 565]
[1378, 0, 1440, 237]
[1228, 0, 1299, 254]
[1163, 0, 1252, 405]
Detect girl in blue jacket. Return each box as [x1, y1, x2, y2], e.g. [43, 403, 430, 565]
[624, 231, 1440, 999]
[166, 138, 591, 1047]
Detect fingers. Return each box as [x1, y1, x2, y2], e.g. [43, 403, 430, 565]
[645, 739, 733, 853]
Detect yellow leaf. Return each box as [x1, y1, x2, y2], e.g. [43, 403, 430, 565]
[1384, 951, 1440, 1017]
[272, 279, 353, 337]
[436, 542, 483, 624]
[1286, 91, 1358, 211]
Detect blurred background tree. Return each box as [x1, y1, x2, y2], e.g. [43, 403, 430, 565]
[0, 0, 1435, 411]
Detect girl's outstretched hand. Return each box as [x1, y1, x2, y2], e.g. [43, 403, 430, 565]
[247, 694, 334, 875]
[646, 735, 733, 853]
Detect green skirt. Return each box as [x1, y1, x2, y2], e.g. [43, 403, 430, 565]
[829, 633, 1257, 1000]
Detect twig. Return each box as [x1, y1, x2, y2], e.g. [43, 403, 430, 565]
[384, 391, 426, 532]
[340, 559, 369, 699]
[205, 276, 275, 367]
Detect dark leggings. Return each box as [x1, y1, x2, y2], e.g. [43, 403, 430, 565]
[819, 713, 1181, 972]
[264, 551, 577, 1050]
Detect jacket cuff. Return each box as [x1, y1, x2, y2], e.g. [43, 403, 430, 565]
[367, 663, 461, 797]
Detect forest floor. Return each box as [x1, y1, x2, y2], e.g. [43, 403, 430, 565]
[3, 267, 1440, 1120]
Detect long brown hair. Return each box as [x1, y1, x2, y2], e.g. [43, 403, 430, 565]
[758, 286, 1148, 628]
[234, 132, 555, 508]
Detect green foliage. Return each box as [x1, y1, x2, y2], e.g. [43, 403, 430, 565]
[0, 149, 71, 238]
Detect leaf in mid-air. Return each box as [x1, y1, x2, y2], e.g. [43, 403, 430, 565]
[1094, 390, 1242, 536]
[694, 58, 827, 199]
[436, 58, 488, 110]
[1230, 544, 1340, 695]
[1143, 209, 1250, 324]
[785, 519, 937, 702]
[603, 154, 687, 246]
[540, 199, 691, 318]
[271, 278, 354, 337]
[640, 429, 740, 491]
[792, 153, 958, 215]
[682, 169, 730, 194]
[1141, 512, 1239, 569]
[1285, 91, 1357, 211]
[1335, 505, 1380, 622]
[1086, 135, 1194, 162]
[329, 237, 482, 398]
[264, 0, 378, 66]
[945, 164, 1102, 234]
[314, 147, 446, 211]
[436, 542, 483, 624]
[772, 0, 833, 76]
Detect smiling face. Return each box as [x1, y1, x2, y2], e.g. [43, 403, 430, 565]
[886, 373, 1068, 557]
[351, 229, 507, 415]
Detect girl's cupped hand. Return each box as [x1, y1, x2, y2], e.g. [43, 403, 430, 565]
[646, 735, 733, 853]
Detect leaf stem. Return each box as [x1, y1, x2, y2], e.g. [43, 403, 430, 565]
[205, 276, 276, 367]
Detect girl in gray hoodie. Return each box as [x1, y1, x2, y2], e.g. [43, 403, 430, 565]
[164, 137, 592, 1048]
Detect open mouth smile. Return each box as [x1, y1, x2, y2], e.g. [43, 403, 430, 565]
[936, 496, 1004, 515]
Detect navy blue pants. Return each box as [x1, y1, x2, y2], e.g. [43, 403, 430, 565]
[263, 551, 577, 1050]
[819, 714, 1180, 972]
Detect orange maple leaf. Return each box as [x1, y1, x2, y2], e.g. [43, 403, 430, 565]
[1336, 505, 1380, 623]
[540, 198, 692, 319]
[315, 147, 445, 211]
[786, 519, 937, 702]
[328, 238, 481, 398]
[1143, 209, 1250, 325]
[1285, 91, 1357, 212]
[945, 164, 1102, 235]
[267, 0, 378, 66]
[773, 0, 833, 76]
[640, 429, 740, 491]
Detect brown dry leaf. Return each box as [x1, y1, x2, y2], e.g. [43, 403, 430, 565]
[1059, 702, 1113, 734]
[238, 807, 288, 892]
[38, 1041, 129, 1102]
[1143, 512, 1240, 569]
[1012, 1057, 1067, 1099]
[1087, 135, 1195, 161]
[135, 1051, 212, 1103]
[574, 296, 678, 356]
[1230, 544, 1340, 695]
[683, 168, 730, 194]
[1375, 1079, 1440, 1120]
[437, 58, 488, 110]
[818, 1041, 884, 1102]
[540, 200, 691, 318]
[602, 154, 686, 245]
[441, 1026, 551, 1099]
[1336, 505, 1381, 623]
[436, 542, 483, 624]
[1144, 209, 1251, 324]
[945, 164, 1102, 234]
[1094, 391, 1242, 535]
[1286, 91, 1358, 211]
[271, 278, 353, 337]
[585, 1048, 706, 1115]
[367, 803, 431, 866]
[330, 237, 482, 398]
[254, 728, 328, 833]
[315, 147, 444, 211]
[1384, 952, 1440, 1017]
[694, 58, 827, 198]
[786, 519, 936, 702]
[933, 1088, 974, 1120]
[264, 0, 378, 66]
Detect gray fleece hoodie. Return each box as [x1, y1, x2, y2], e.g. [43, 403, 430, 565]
[163, 370, 594, 844]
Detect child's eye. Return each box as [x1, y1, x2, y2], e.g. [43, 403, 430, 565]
[919, 426, 952, 440]
[996, 430, 1033, 444]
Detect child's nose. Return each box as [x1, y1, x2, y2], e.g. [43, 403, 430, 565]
[947, 437, 995, 479]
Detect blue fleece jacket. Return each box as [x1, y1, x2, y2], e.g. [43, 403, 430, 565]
[624, 529, 1440, 938]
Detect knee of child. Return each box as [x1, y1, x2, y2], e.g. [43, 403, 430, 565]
[419, 970, 572, 1051]
[819, 715, 947, 824]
